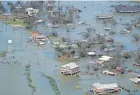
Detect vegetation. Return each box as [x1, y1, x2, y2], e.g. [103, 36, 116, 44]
[0, 1, 5, 13]
[0, 15, 5, 20]
[25, 64, 36, 92]
[0, 52, 6, 57]
[132, 33, 140, 41]
[7, 19, 27, 27]
[42, 73, 61, 95]
[57, 57, 77, 63]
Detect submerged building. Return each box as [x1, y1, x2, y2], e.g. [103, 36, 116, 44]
[115, 5, 140, 13]
[60, 62, 80, 75]
[92, 83, 120, 94]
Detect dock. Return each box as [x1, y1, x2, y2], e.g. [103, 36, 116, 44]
[96, 15, 113, 19]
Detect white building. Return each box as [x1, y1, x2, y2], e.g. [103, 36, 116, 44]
[25, 8, 39, 16]
[61, 62, 80, 75]
[92, 83, 120, 94]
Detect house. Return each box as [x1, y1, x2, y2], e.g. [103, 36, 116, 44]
[13, 4, 27, 19]
[31, 32, 40, 41]
[25, 8, 39, 16]
[92, 83, 120, 94]
[115, 67, 125, 72]
[61, 62, 80, 75]
[47, 0, 55, 11]
[31, 32, 40, 38]
[115, 5, 140, 13]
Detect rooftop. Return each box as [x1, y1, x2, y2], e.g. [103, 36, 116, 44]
[98, 56, 112, 61]
[61, 62, 79, 69]
[130, 78, 140, 82]
[92, 83, 118, 89]
[87, 52, 96, 55]
[31, 32, 41, 37]
[115, 5, 140, 12]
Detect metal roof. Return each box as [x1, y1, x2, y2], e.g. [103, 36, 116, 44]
[61, 62, 79, 69]
[92, 83, 118, 90]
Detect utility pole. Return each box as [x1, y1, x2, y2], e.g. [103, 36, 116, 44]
[7, 40, 13, 63]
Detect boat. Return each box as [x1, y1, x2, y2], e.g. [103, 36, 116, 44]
[96, 15, 113, 20]
[78, 21, 86, 25]
[123, 29, 131, 33]
[66, 23, 75, 26]
[47, 24, 59, 28]
[133, 64, 140, 66]
[104, 27, 111, 31]
[120, 30, 126, 34]
[36, 19, 45, 23]
[102, 70, 117, 76]
[88, 87, 94, 92]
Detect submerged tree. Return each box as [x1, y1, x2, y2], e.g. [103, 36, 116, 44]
[132, 33, 140, 41]
[0, 1, 5, 13]
[135, 50, 140, 64]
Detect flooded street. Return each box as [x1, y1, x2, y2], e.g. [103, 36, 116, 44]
[0, 1, 140, 95]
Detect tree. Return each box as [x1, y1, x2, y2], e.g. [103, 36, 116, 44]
[132, 33, 140, 41]
[135, 50, 140, 64]
[96, 34, 105, 44]
[0, 1, 5, 13]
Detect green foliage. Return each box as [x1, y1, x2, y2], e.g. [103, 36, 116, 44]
[7, 19, 27, 26]
[0, 52, 6, 57]
[25, 64, 36, 91]
[42, 73, 61, 95]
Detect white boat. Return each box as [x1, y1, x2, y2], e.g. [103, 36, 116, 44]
[38, 41, 45, 45]
[123, 29, 131, 33]
[47, 23, 52, 27]
[78, 21, 86, 25]
[66, 23, 75, 26]
[47, 24, 59, 28]
[104, 27, 111, 30]
[36, 20, 44, 23]
[51, 24, 59, 28]
[87, 52, 96, 56]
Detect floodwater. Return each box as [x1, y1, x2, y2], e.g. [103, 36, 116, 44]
[0, 1, 140, 95]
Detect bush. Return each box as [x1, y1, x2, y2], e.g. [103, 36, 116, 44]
[0, 52, 6, 57]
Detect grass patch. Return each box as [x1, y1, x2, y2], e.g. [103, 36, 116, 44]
[7, 19, 27, 27]
[0, 52, 6, 57]
[0, 15, 5, 20]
